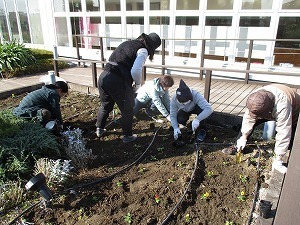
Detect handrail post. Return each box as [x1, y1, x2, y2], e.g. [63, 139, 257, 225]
[200, 39, 206, 80]
[245, 40, 254, 84]
[53, 59, 59, 77]
[161, 39, 165, 75]
[91, 62, 97, 88]
[142, 66, 146, 85]
[75, 36, 80, 67]
[100, 37, 105, 69]
[204, 70, 212, 102]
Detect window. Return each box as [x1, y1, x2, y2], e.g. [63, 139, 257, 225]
[207, 0, 233, 10]
[150, 16, 170, 25]
[126, 17, 144, 38]
[242, 0, 273, 10]
[0, 0, 10, 41]
[176, 17, 199, 26]
[150, 0, 169, 10]
[205, 17, 232, 26]
[28, 0, 43, 44]
[126, 0, 143, 11]
[69, 0, 82, 12]
[239, 17, 271, 27]
[86, 0, 100, 11]
[55, 17, 68, 46]
[16, 0, 31, 43]
[282, 0, 300, 9]
[105, 0, 121, 11]
[6, 1, 20, 41]
[276, 17, 300, 48]
[176, 0, 199, 10]
[53, 0, 66, 12]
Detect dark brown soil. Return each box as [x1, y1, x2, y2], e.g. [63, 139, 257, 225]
[0, 91, 274, 225]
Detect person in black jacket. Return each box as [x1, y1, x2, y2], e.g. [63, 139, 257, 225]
[13, 81, 68, 127]
[96, 33, 161, 143]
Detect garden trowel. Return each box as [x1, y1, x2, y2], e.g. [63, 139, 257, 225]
[236, 147, 243, 163]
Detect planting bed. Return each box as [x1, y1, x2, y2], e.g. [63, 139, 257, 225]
[1, 91, 274, 225]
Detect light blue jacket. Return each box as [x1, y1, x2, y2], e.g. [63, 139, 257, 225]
[136, 78, 170, 117]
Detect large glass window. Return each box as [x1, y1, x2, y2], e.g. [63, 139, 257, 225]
[55, 17, 68, 46]
[71, 17, 84, 47]
[126, 0, 143, 10]
[126, 16, 144, 38]
[6, 1, 20, 41]
[150, 16, 169, 25]
[88, 17, 102, 49]
[282, 0, 300, 9]
[276, 17, 300, 48]
[16, 0, 30, 43]
[205, 17, 232, 26]
[176, 0, 199, 10]
[0, 0, 10, 41]
[105, 17, 122, 50]
[105, 0, 121, 11]
[86, 0, 100, 11]
[149, 16, 169, 39]
[242, 0, 273, 10]
[150, 0, 170, 10]
[176, 16, 199, 25]
[27, 0, 43, 44]
[53, 0, 66, 12]
[239, 16, 271, 27]
[207, 0, 233, 10]
[69, 0, 82, 12]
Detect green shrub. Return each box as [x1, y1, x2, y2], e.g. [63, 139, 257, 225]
[0, 109, 24, 138]
[0, 40, 36, 71]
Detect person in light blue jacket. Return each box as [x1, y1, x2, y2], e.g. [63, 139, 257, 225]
[133, 75, 174, 121]
[170, 79, 213, 140]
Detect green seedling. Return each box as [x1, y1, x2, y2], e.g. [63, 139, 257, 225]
[237, 191, 246, 201]
[185, 214, 191, 223]
[150, 155, 158, 161]
[201, 192, 210, 200]
[239, 174, 248, 183]
[11, 93, 15, 98]
[154, 194, 161, 203]
[138, 167, 146, 173]
[157, 147, 164, 152]
[133, 144, 141, 149]
[223, 161, 230, 165]
[116, 181, 123, 187]
[124, 212, 132, 224]
[213, 137, 218, 142]
[207, 171, 214, 177]
[177, 161, 185, 168]
[225, 221, 234, 225]
[168, 177, 175, 183]
[108, 167, 114, 172]
[162, 137, 168, 141]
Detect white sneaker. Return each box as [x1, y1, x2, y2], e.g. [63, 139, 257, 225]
[272, 159, 287, 174]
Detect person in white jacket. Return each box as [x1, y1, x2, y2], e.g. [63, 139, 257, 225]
[170, 79, 213, 140]
[133, 75, 174, 121]
[222, 84, 300, 174]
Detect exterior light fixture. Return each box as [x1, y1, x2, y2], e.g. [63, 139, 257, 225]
[25, 173, 53, 201]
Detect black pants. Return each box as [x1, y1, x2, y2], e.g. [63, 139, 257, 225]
[96, 71, 135, 136]
[177, 105, 207, 129]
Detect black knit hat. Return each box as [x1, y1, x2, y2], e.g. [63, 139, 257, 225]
[147, 33, 161, 50]
[176, 79, 193, 103]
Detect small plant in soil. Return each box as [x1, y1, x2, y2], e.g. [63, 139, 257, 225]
[116, 181, 123, 187]
[185, 213, 191, 223]
[138, 167, 146, 174]
[237, 191, 246, 202]
[207, 171, 214, 177]
[201, 191, 210, 200]
[154, 193, 161, 203]
[124, 212, 132, 224]
[176, 161, 185, 168]
[239, 174, 248, 183]
[225, 221, 234, 225]
[168, 177, 175, 183]
[157, 146, 164, 152]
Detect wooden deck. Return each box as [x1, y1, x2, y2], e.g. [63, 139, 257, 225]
[59, 67, 282, 126]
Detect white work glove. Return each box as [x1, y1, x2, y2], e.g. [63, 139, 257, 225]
[133, 84, 141, 93]
[191, 119, 200, 132]
[236, 136, 247, 151]
[173, 128, 181, 140]
[166, 114, 171, 122]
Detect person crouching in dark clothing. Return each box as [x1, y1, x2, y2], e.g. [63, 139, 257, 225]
[95, 32, 161, 143]
[13, 81, 68, 128]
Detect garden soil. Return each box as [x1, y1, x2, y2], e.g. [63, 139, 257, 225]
[0, 91, 274, 225]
